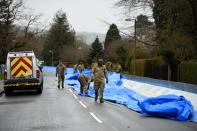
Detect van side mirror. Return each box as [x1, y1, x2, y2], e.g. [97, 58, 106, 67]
[38, 66, 43, 72]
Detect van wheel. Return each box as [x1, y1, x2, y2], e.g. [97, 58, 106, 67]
[37, 88, 42, 94]
[37, 83, 43, 94]
[4, 89, 13, 96]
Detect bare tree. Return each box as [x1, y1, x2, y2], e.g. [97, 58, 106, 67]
[0, 0, 24, 61]
[0, 0, 46, 62]
[114, 0, 154, 24]
[22, 13, 42, 39]
[115, 0, 154, 10]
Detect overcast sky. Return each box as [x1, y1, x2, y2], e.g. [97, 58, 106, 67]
[24, 0, 152, 34]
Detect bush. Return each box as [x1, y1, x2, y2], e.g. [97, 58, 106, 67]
[136, 48, 155, 59]
[115, 45, 128, 70]
[130, 57, 168, 80]
[180, 61, 197, 85]
[130, 59, 146, 76]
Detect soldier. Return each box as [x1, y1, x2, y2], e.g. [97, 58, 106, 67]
[73, 62, 84, 74]
[78, 74, 91, 94]
[92, 59, 108, 103]
[56, 60, 66, 89]
[78, 62, 84, 74]
[105, 61, 112, 71]
[91, 60, 97, 79]
[116, 63, 122, 73]
[91, 59, 98, 70]
[73, 64, 78, 73]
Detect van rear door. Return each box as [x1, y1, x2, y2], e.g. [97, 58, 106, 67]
[10, 56, 33, 78]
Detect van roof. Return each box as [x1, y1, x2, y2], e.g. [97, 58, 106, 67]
[7, 51, 35, 57]
[8, 51, 34, 54]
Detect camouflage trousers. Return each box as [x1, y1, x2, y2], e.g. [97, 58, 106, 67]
[58, 74, 65, 88]
[94, 80, 105, 100]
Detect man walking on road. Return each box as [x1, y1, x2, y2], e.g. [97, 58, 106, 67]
[92, 59, 108, 103]
[56, 60, 66, 89]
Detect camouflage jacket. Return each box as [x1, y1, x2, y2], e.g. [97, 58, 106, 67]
[56, 63, 66, 77]
[92, 65, 108, 82]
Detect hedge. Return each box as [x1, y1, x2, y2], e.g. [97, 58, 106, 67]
[129, 58, 197, 84]
[134, 59, 146, 76]
[180, 61, 197, 85]
[130, 57, 168, 80]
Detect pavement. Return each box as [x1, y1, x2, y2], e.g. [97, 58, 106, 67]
[0, 71, 197, 131]
[0, 80, 4, 95]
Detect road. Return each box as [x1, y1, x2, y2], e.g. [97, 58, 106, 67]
[0, 72, 197, 131]
[0, 80, 4, 95]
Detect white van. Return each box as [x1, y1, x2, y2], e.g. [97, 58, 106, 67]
[4, 51, 43, 95]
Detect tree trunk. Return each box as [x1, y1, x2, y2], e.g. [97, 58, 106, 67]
[168, 64, 171, 81]
[177, 64, 180, 82]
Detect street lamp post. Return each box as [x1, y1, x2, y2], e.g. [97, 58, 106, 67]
[125, 18, 137, 75]
[49, 50, 54, 66]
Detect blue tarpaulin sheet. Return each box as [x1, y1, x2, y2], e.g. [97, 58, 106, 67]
[138, 95, 194, 121]
[43, 66, 196, 122]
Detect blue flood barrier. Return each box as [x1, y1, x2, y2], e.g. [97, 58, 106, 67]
[43, 66, 56, 72]
[138, 95, 194, 121]
[43, 66, 196, 122]
[122, 74, 197, 94]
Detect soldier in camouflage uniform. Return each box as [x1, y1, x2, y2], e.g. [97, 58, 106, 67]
[78, 74, 91, 94]
[56, 60, 66, 88]
[73, 64, 78, 73]
[73, 62, 84, 74]
[105, 61, 112, 71]
[92, 59, 108, 103]
[91, 59, 98, 70]
[76, 62, 90, 94]
[78, 63, 84, 74]
[116, 63, 122, 73]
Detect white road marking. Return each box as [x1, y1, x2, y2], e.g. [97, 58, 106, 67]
[73, 93, 78, 99]
[69, 89, 73, 93]
[79, 101, 87, 108]
[89, 112, 103, 124]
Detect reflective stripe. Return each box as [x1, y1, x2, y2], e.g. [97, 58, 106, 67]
[10, 57, 32, 77]
[11, 57, 19, 67]
[4, 83, 40, 87]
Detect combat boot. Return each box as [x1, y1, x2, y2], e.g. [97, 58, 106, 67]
[95, 90, 98, 102]
[100, 98, 104, 103]
[80, 86, 83, 94]
[95, 96, 98, 102]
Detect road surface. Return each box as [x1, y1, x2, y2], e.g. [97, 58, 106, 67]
[0, 71, 197, 131]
